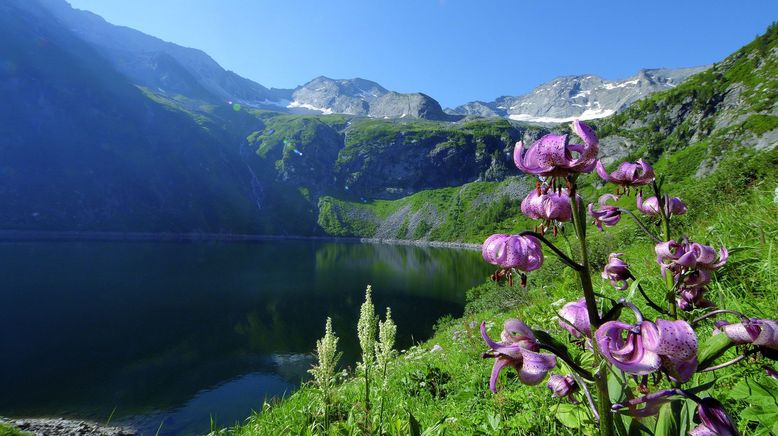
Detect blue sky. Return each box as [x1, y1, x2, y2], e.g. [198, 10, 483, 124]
[66, 0, 778, 107]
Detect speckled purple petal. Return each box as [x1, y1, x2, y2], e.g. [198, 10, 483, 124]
[595, 321, 662, 375]
[558, 298, 591, 338]
[642, 319, 698, 361]
[517, 348, 557, 385]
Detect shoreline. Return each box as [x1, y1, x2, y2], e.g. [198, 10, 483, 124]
[1, 417, 135, 436]
[0, 230, 481, 251]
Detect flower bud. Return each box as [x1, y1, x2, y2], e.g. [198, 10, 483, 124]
[602, 253, 631, 290]
[547, 374, 577, 399]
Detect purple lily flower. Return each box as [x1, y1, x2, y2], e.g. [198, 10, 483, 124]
[547, 374, 578, 401]
[595, 320, 662, 375]
[655, 239, 728, 277]
[482, 234, 544, 272]
[558, 298, 591, 338]
[481, 320, 557, 392]
[513, 120, 599, 177]
[716, 319, 778, 350]
[689, 397, 740, 436]
[588, 194, 622, 231]
[642, 319, 699, 383]
[636, 193, 688, 217]
[602, 253, 631, 290]
[595, 159, 655, 187]
[677, 286, 714, 311]
[520, 189, 573, 222]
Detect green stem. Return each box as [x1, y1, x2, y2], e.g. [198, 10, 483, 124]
[365, 363, 371, 434]
[378, 361, 388, 434]
[652, 181, 677, 320]
[568, 179, 601, 327]
[567, 177, 613, 436]
[594, 368, 615, 436]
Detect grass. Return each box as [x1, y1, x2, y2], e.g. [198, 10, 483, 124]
[0, 423, 31, 436]
[220, 144, 778, 435]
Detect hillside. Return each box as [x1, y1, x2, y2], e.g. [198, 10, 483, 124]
[319, 24, 778, 243]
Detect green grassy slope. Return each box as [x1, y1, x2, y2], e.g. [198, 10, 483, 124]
[223, 24, 778, 436]
[226, 147, 778, 435]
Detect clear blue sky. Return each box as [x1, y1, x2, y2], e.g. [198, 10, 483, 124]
[66, 0, 777, 107]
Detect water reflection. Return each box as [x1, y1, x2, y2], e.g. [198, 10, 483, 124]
[0, 240, 490, 434]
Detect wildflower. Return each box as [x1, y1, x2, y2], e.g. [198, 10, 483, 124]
[655, 239, 728, 277]
[481, 319, 557, 392]
[689, 397, 740, 436]
[677, 286, 714, 311]
[547, 374, 578, 402]
[520, 189, 573, 222]
[376, 307, 397, 370]
[602, 253, 631, 290]
[636, 193, 687, 217]
[716, 318, 778, 350]
[513, 120, 599, 177]
[309, 317, 342, 393]
[595, 320, 662, 375]
[588, 194, 622, 231]
[641, 319, 699, 383]
[558, 298, 591, 338]
[595, 159, 655, 187]
[482, 234, 544, 272]
[358, 285, 378, 367]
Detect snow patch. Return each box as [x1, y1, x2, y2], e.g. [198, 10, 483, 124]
[508, 108, 615, 124]
[287, 100, 333, 114]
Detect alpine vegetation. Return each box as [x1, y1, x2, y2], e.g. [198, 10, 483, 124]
[479, 120, 777, 435]
[309, 317, 342, 430]
[355, 285, 380, 433]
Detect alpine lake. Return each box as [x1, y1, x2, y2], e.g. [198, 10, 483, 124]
[0, 239, 492, 435]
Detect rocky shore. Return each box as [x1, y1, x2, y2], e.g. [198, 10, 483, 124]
[1, 418, 135, 436]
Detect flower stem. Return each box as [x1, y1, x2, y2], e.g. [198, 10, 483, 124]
[538, 343, 595, 382]
[618, 208, 662, 243]
[518, 231, 583, 271]
[567, 176, 613, 436]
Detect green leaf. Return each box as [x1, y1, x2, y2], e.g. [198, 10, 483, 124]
[741, 404, 778, 425]
[607, 368, 630, 404]
[697, 333, 734, 369]
[654, 402, 679, 436]
[409, 411, 421, 436]
[553, 403, 591, 429]
[729, 378, 778, 407]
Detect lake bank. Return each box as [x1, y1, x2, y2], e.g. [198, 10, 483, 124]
[0, 230, 481, 250]
[0, 417, 135, 436]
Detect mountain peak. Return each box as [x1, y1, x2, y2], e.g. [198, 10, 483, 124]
[447, 66, 709, 123]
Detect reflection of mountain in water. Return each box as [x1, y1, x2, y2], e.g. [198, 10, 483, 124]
[314, 242, 490, 303]
[0, 240, 490, 435]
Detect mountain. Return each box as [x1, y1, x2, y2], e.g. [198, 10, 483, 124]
[2, 0, 775, 240]
[33, 0, 453, 120]
[317, 26, 778, 242]
[447, 67, 709, 123]
[34, 0, 293, 110]
[288, 76, 455, 121]
[0, 0, 312, 234]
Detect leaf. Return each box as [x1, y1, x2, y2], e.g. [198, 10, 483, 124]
[553, 403, 587, 429]
[696, 333, 734, 370]
[741, 404, 778, 433]
[728, 378, 778, 407]
[607, 368, 630, 404]
[685, 380, 716, 395]
[653, 402, 679, 436]
[409, 411, 421, 436]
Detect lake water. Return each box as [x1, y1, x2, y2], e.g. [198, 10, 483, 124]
[0, 240, 491, 435]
